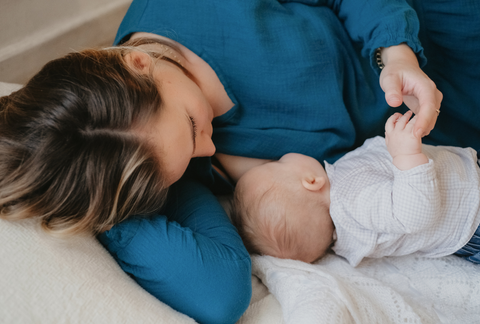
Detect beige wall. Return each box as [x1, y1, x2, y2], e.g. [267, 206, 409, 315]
[0, 0, 132, 84]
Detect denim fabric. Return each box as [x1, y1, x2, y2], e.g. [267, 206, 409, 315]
[454, 159, 480, 264]
[455, 223, 480, 264]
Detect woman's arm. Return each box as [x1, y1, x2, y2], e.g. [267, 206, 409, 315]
[98, 178, 251, 324]
[215, 153, 272, 183]
[320, 0, 424, 60]
[320, 0, 442, 137]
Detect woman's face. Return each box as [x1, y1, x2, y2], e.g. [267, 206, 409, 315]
[128, 50, 216, 186]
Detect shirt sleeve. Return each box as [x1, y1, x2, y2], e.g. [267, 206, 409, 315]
[98, 177, 252, 324]
[281, 0, 426, 71]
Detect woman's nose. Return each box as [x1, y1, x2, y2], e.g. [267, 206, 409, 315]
[194, 134, 216, 157]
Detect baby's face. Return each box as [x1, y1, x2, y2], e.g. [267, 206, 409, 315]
[240, 153, 334, 263]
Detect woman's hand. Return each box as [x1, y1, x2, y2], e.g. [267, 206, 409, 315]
[379, 44, 443, 138]
[385, 111, 428, 171]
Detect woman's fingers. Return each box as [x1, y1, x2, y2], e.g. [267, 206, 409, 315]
[396, 110, 413, 129]
[411, 88, 443, 138]
[381, 73, 404, 108]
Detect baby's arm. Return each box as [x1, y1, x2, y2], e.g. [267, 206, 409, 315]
[385, 111, 429, 170]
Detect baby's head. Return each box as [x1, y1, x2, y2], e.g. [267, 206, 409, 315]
[232, 153, 334, 263]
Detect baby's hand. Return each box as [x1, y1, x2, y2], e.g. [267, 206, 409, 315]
[385, 111, 428, 170]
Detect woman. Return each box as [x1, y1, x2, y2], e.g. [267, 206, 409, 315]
[1, 0, 479, 323]
[0, 46, 251, 324]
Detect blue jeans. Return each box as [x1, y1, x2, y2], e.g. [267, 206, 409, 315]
[455, 223, 480, 264]
[453, 159, 480, 264]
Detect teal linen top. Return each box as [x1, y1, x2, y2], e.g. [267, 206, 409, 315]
[99, 1, 480, 323]
[114, 0, 426, 163]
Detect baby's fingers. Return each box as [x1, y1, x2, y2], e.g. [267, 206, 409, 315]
[385, 112, 402, 133]
[405, 114, 417, 133]
[392, 111, 413, 131]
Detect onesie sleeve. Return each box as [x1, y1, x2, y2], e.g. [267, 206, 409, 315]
[333, 160, 441, 235]
[283, 0, 427, 71]
[389, 161, 441, 233]
[98, 177, 252, 324]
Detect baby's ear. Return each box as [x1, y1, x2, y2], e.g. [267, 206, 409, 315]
[124, 50, 152, 74]
[302, 176, 326, 192]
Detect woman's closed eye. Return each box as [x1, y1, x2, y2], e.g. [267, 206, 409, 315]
[189, 116, 197, 152]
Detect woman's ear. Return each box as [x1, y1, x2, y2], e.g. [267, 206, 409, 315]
[123, 50, 152, 74]
[302, 176, 326, 192]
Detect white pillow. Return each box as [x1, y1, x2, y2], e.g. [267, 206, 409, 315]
[0, 82, 196, 324]
[0, 81, 22, 95]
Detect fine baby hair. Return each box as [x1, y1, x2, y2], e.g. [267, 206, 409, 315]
[231, 153, 335, 263]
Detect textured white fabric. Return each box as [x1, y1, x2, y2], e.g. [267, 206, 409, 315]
[237, 275, 285, 324]
[326, 136, 480, 266]
[253, 253, 480, 324]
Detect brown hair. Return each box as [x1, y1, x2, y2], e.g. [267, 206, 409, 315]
[0, 46, 170, 236]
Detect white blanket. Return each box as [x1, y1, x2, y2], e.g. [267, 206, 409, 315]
[252, 253, 480, 324]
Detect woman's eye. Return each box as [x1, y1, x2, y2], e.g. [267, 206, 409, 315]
[189, 116, 197, 139]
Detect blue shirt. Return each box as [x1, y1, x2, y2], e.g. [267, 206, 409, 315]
[114, 0, 426, 163]
[99, 175, 252, 324]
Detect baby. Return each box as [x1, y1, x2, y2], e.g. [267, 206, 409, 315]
[231, 111, 480, 266]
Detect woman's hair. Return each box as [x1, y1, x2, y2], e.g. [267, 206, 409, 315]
[0, 43, 174, 236]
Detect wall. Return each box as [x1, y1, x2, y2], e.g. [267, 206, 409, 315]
[0, 0, 132, 84]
